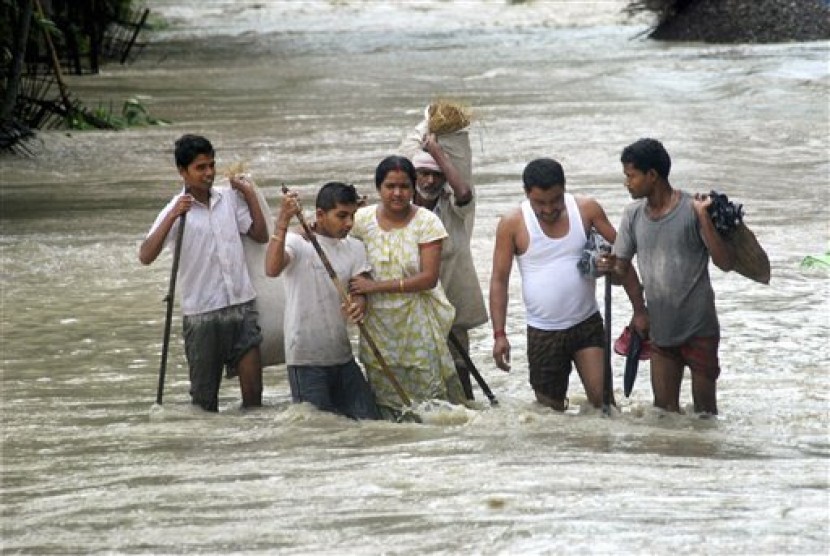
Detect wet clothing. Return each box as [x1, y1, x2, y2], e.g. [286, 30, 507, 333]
[527, 312, 605, 400]
[517, 194, 598, 330]
[147, 185, 261, 411]
[399, 120, 485, 400]
[148, 186, 256, 316]
[281, 230, 378, 419]
[287, 360, 381, 420]
[614, 191, 719, 346]
[651, 336, 721, 381]
[400, 122, 484, 320]
[426, 186, 487, 400]
[182, 301, 262, 411]
[351, 205, 467, 416]
[430, 186, 488, 330]
[282, 232, 371, 366]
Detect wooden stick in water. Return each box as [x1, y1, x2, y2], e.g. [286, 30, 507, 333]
[156, 208, 186, 405]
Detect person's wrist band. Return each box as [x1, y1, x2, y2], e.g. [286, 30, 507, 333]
[398, 279, 405, 293]
[270, 234, 284, 242]
[493, 329, 506, 339]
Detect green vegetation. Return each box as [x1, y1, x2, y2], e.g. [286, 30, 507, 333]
[67, 97, 170, 130]
[2, 0, 167, 141]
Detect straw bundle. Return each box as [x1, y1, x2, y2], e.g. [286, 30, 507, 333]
[731, 223, 770, 284]
[428, 100, 473, 135]
[223, 160, 247, 178]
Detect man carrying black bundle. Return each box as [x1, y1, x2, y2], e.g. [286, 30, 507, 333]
[598, 138, 735, 416]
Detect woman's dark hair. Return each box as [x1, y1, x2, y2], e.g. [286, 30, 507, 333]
[620, 138, 671, 179]
[522, 158, 566, 192]
[174, 134, 215, 168]
[374, 155, 416, 190]
[316, 182, 359, 211]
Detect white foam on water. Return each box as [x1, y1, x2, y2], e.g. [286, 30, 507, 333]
[150, 0, 641, 39]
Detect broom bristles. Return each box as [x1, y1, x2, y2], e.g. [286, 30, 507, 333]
[428, 99, 473, 135]
[222, 160, 248, 178]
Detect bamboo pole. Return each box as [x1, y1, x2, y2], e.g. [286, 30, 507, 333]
[121, 8, 149, 65]
[33, 0, 73, 115]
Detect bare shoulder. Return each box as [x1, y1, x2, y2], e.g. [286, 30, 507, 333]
[573, 194, 607, 222]
[495, 206, 529, 256]
[573, 193, 601, 211]
[497, 206, 523, 231]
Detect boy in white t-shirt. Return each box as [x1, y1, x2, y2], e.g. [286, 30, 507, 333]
[265, 182, 379, 420]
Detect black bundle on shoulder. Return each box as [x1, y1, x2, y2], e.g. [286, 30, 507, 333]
[707, 190, 744, 238]
[704, 190, 770, 285]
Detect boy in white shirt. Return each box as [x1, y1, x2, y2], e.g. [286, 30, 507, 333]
[265, 182, 379, 420]
[139, 134, 267, 411]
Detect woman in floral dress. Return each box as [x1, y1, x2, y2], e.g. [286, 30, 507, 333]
[349, 155, 467, 419]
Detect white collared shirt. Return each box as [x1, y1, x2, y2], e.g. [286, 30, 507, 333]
[147, 186, 256, 316]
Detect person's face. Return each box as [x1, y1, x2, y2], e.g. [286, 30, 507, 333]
[178, 153, 215, 191]
[415, 169, 446, 201]
[526, 184, 566, 224]
[622, 163, 655, 199]
[379, 169, 413, 212]
[316, 202, 357, 239]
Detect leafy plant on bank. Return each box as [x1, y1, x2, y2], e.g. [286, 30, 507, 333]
[67, 97, 169, 130]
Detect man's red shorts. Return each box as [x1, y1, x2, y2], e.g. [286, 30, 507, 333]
[651, 336, 721, 381]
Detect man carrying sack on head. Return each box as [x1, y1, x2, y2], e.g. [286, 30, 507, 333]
[399, 101, 488, 400]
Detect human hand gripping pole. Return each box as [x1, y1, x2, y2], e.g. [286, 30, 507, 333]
[155, 197, 187, 405]
[280, 185, 412, 407]
[579, 228, 614, 415]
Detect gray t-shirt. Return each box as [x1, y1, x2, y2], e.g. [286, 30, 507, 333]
[613, 191, 719, 346]
[283, 233, 371, 366]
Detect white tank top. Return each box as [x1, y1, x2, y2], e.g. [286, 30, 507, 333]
[516, 193, 598, 330]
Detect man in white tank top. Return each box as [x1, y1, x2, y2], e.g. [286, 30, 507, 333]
[489, 158, 647, 411]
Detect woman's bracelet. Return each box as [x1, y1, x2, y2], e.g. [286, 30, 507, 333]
[493, 329, 506, 339]
[398, 278, 405, 293]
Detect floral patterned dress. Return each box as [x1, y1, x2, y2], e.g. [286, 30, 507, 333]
[351, 205, 467, 416]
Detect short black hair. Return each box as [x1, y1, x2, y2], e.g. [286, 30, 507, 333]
[316, 182, 359, 211]
[174, 134, 214, 168]
[522, 158, 565, 192]
[374, 155, 416, 190]
[620, 138, 671, 179]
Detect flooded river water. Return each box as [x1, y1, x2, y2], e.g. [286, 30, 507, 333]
[1, 1, 828, 553]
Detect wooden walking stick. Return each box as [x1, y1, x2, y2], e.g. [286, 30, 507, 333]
[581, 229, 614, 414]
[447, 331, 498, 406]
[155, 209, 187, 405]
[602, 275, 614, 415]
[281, 186, 412, 407]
